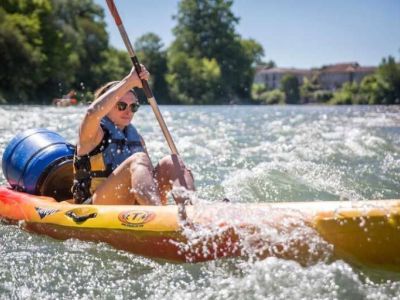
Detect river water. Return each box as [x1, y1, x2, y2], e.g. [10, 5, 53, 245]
[0, 105, 399, 299]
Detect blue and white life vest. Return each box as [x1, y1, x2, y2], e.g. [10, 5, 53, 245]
[72, 116, 145, 203]
[100, 116, 144, 170]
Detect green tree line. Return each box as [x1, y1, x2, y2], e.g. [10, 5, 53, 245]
[2, 0, 397, 105]
[0, 0, 264, 104]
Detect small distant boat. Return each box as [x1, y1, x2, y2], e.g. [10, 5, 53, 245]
[52, 90, 78, 107]
[52, 98, 78, 107]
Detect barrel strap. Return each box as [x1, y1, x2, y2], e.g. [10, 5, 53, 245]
[74, 169, 110, 181]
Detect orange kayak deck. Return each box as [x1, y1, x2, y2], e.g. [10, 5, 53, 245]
[0, 187, 399, 270]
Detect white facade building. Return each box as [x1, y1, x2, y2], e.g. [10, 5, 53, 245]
[255, 63, 376, 91]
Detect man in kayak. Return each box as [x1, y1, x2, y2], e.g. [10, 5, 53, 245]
[72, 66, 195, 205]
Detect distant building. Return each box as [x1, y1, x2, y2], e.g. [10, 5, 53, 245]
[254, 67, 312, 89]
[317, 62, 376, 90]
[254, 62, 376, 91]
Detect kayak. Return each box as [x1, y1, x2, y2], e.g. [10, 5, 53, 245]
[1, 186, 399, 271]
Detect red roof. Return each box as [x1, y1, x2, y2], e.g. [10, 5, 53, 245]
[258, 67, 312, 76]
[320, 63, 376, 73]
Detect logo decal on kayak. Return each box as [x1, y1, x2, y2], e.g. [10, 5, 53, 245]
[65, 207, 98, 223]
[118, 210, 155, 227]
[35, 207, 59, 219]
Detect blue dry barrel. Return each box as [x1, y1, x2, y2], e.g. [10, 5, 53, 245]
[2, 128, 75, 200]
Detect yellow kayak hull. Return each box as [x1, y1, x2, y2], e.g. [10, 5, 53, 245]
[0, 187, 399, 270]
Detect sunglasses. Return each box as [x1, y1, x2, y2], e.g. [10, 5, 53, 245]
[116, 101, 140, 113]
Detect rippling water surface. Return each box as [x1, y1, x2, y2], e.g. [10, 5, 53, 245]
[0, 105, 399, 299]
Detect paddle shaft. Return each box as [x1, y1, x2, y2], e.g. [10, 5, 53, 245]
[106, 0, 179, 155]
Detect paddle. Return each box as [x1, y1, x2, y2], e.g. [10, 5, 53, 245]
[105, 0, 191, 218]
[105, 0, 178, 155]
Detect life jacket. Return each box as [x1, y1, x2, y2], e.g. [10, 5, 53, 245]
[72, 116, 144, 204]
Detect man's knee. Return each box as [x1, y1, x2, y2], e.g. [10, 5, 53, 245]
[158, 154, 185, 170]
[127, 152, 152, 171]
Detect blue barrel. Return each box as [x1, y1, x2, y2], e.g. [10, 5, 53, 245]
[2, 129, 75, 198]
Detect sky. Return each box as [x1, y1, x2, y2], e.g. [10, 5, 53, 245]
[94, 0, 400, 69]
